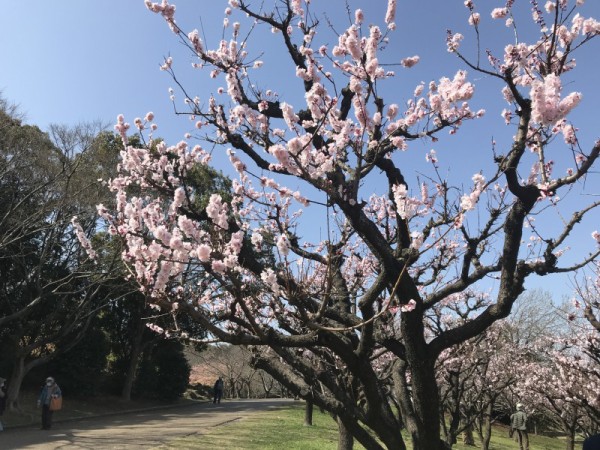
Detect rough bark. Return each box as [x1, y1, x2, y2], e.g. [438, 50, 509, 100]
[337, 416, 354, 450]
[462, 424, 476, 446]
[478, 400, 493, 450]
[120, 318, 146, 401]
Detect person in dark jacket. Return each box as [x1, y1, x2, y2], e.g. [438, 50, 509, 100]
[510, 403, 529, 450]
[213, 377, 224, 404]
[0, 377, 7, 431]
[37, 377, 61, 430]
[583, 433, 600, 450]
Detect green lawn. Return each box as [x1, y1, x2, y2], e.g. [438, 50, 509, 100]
[158, 404, 341, 450]
[158, 404, 577, 450]
[452, 430, 574, 450]
[3, 394, 580, 449]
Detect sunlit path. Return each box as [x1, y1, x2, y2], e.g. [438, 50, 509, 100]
[0, 399, 295, 450]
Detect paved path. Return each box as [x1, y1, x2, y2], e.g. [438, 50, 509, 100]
[0, 398, 296, 449]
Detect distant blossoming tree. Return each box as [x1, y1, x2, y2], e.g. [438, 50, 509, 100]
[437, 322, 526, 449]
[83, 1, 600, 448]
[514, 325, 600, 450]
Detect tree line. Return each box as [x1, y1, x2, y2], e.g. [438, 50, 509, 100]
[0, 101, 195, 408]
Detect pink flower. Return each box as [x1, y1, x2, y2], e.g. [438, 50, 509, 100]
[491, 7, 509, 19]
[71, 217, 97, 259]
[206, 194, 229, 229]
[401, 56, 420, 68]
[468, 13, 481, 26]
[261, 268, 280, 295]
[355, 9, 364, 24]
[251, 231, 264, 248]
[560, 123, 577, 145]
[281, 102, 299, 130]
[401, 299, 417, 312]
[446, 33, 464, 52]
[146, 323, 164, 334]
[277, 234, 291, 256]
[197, 244, 212, 262]
[291, 0, 303, 16]
[211, 260, 227, 274]
[385, 0, 397, 25]
[188, 30, 204, 54]
[530, 74, 582, 126]
[391, 136, 407, 150]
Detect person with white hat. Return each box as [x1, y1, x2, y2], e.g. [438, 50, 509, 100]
[37, 376, 61, 430]
[510, 403, 529, 450]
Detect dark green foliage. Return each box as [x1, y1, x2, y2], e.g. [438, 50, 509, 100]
[103, 357, 132, 396]
[41, 326, 111, 397]
[186, 164, 232, 212]
[0, 109, 211, 403]
[134, 340, 191, 401]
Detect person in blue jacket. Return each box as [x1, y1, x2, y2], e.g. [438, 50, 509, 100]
[37, 377, 61, 430]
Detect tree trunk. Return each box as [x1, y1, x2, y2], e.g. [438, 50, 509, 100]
[395, 358, 445, 450]
[337, 416, 354, 450]
[463, 422, 476, 446]
[445, 371, 460, 446]
[479, 400, 493, 450]
[408, 360, 446, 449]
[6, 353, 50, 411]
[121, 318, 145, 401]
[304, 399, 314, 426]
[566, 429, 575, 450]
[440, 412, 450, 445]
[400, 298, 448, 450]
[6, 357, 26, 411]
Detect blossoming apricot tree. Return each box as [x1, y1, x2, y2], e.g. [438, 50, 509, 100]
[88, 1, 600, 448]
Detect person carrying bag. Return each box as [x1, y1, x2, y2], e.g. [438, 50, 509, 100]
[37, 377, 62, 430]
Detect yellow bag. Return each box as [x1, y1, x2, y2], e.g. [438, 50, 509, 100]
[49, 396, 62, 411]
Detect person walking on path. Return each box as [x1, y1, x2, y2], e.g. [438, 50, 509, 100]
[213, 377, 224, 404]
[0, 377, 7, 431]
[37, 376, 61, 430]
[510, 403, 529, 450]
[583, 433, 600, 450]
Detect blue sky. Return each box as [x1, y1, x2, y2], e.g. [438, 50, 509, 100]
[1, 0, 599, 301]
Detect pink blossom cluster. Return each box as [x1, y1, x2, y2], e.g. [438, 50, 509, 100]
[400, 299, 417, 312]
[70, 217, 97, 259]
[392, 184, 430, 221]
[491, 7, 509, 20]
[145, 0, 178, 33]
[109, 0, 600, 351]
[460, 173, 486, 211]
[529, 74, 582, 126]
[400, 56, 420, 68]
[206, 194, 230, 229]
[384, 0, 397, 28]
[290, 0, 304, 17]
